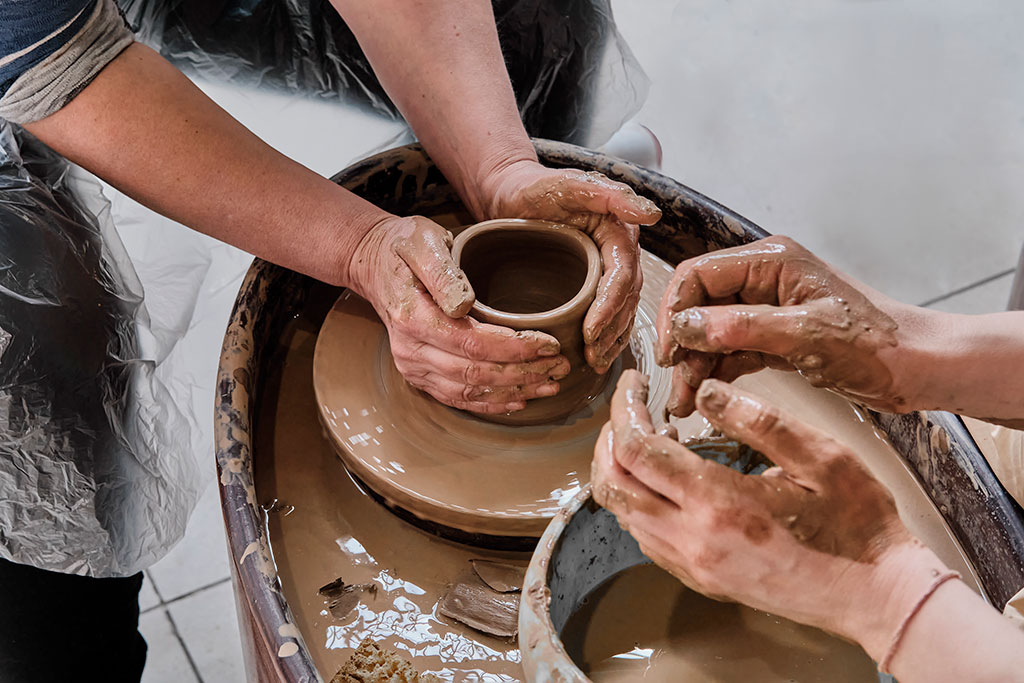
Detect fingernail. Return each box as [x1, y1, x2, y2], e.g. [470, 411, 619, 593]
[696, 380, 728, 414]
[549, 361, 571, 380]
[671, 308, 708, 345]
[537, 381, 559, 398]
[539, 341, 560, 357]
[506, 402, 527, 412]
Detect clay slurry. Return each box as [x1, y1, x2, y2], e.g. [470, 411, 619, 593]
[459, 228, 589, 314]
[561, 563, 878, 682]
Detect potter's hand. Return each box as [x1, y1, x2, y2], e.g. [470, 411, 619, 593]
[483, 161, 662, 373]
[592, 370, 968, 670]
[349, 215, 570, 414]
[656, 235, 916, 417]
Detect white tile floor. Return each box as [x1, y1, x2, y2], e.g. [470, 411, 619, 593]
[127, 2, 1023, 681]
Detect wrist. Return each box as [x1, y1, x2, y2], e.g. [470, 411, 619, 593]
[334, 211, 397, 294]
[884, 302, 958, 412]
[468, 147, 539, 221]
[837, 540, 952, 662]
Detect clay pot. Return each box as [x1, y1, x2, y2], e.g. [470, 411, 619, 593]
[452, 219, 605, 425]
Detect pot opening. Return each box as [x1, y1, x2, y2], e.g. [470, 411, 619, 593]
[459, 228, 589, 315]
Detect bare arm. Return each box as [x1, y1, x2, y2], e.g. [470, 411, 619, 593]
[327, 0, 531, 219]
[25, 43, 382, 287]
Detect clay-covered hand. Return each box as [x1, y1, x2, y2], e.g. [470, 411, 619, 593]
[592, 370, 953, 657]
[482, 161, 662, 373]
[348, 215, 570, 414]
[656, 235, 916, 417]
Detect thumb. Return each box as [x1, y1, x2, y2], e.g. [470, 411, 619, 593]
[694, 379, 826, 484]
[394, 219, 475, 318]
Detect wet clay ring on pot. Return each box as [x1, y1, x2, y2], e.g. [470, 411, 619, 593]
[452, 219, 606, 426]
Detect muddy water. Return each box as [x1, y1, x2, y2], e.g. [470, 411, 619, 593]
[562, 563, 878, 682]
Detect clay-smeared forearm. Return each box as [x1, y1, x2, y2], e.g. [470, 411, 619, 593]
[24, 43, 387, 288]
[329, 0, 535, 220]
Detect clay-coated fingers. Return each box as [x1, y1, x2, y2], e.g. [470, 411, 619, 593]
[583, 221, 640, 344]
[656, 239, 796, 365]
[394, 217, 475, 318]
[412, 296, 561, 362]
[422, 371, 562, 408]
[711, 351, 791, 383]
[695, 379, 832, 483]
[592, 422, 679, 521]
[665, 351, 718, 417]
[610, 370, 712, 505]
[414, 344, 570, 388]
[657, 424, 680, 440]
[586, 288, 640, 371]
[407, 375, 527, 415]
[670, 304, 826, 361]
[553, 171, 662, 226]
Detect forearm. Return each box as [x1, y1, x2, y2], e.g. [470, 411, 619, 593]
[887, 579, 1024, 682]
[24, 43, 389, 287]
[895, 305, 1024, 425]
[841, 544, 1024, 682]
[330, 0, 536, 219]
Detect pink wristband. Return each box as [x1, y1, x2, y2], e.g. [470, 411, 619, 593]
[879, 569, 961, 674]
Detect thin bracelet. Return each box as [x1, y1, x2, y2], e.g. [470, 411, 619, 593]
[879, 569, 961, 674]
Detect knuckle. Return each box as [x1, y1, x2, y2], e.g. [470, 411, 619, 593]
[460, 333, 486, 359]
[463, 362, 485, 385]
[462, 384, 488, 402]
[749, 406, 783, 437]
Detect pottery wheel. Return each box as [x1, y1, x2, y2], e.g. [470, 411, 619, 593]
[312, 251, 675, 539]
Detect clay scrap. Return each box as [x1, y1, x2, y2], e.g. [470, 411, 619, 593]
[469, 559, 525, 593]
[319, 577, 378, 620]
[331, 638, 440, 683]
[438, 571, 519, 638]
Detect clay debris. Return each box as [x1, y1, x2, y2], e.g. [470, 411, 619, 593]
[319, 577, 378, 620]
[469, 559, 525, 593]
[438, 570, 519, 638]
[331, 638, 440, 683]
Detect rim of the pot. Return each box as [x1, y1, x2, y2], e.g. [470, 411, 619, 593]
[452, 218, 602, 326]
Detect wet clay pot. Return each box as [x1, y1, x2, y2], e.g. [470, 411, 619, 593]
[452, 219, 604, 425]
[215, 140, 1024, 682]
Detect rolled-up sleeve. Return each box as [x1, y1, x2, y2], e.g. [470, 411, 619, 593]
[0, 0, 134, 124]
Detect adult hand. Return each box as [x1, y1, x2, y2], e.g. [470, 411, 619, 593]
[592, 370, 953, 660]
[655, 235, 917, 417]
[348, 215, 570, 414]
[483, 161, 662, 373]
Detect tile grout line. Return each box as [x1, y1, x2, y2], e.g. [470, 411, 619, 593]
[918, 267, 1016, 308]
[163, 607, 207, 683]
[141, 570, 206, 682]
[147, 575, 233, 613]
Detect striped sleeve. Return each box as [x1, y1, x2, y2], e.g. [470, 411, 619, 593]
[0, 0, 134, 124]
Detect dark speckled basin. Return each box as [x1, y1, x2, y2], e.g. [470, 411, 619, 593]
[214, 139, 1024, 681]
